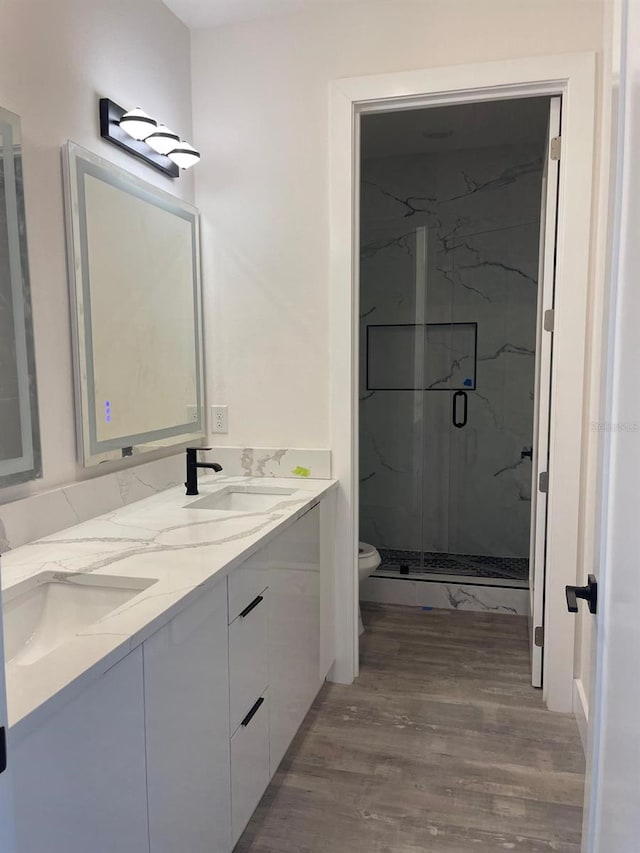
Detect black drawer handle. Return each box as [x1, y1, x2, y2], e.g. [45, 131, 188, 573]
[239, 594, 264, 619]
[241, 697, 265, 727]
[299, 501, 320, 519]
[0, 726, 6, 774]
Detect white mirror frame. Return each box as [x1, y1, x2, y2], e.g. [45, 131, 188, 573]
[63, 141, 205, 467]
[0, 105, 41, 487]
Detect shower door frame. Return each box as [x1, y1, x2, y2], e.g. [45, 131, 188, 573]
[329, 53, 596, 715]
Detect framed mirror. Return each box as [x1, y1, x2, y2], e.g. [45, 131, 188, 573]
[0, 105, 40, 486]
[63, 142, 205, 467]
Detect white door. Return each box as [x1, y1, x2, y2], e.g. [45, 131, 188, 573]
[0, 566, 16, 853]
[584, 2, 640, 849]
[529, 96, 561, 688]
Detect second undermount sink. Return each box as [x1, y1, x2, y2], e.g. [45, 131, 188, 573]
[186, 486, 296, 513]
[3, 571, 158, 667]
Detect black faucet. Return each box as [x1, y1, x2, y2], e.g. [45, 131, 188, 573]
[185, 447, 223, 496]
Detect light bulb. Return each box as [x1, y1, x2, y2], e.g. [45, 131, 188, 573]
[119, 107, 156, 141]
[167, 141, 200, 169]
[146, 125, 180, 155]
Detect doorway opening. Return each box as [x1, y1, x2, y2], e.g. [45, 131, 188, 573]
[357, 96, 558, 687]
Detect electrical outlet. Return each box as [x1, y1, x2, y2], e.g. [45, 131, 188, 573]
[211, 405, 228, 434]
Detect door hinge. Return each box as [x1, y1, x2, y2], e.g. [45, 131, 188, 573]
[534, 626, 544, 648]
[550, 136, 561, 160]
[543, 309, 555, 332]
[539, 471, 549, 493]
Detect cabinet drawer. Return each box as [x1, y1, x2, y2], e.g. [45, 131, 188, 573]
[229, 590, 269, 732]
[228, 555, 268, 624]
[231, 690, 270, 847]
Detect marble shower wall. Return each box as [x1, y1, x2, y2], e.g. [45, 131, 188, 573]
[359, 143, 544, 559]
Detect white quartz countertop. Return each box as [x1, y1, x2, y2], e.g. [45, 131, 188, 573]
[1, 474, 337, 740]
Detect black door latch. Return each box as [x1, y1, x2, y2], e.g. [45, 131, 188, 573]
[0, 726, 6, 774]
[566, 574, 598, 615]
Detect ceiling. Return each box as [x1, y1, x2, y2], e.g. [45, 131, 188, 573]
[361, 97, 551, 159]
[162, 0, 360, 29]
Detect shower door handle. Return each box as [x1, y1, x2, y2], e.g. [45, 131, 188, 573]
[452, 391, 468, 429]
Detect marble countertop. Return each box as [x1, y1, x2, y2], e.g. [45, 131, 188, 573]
[1, 474, 337, 740]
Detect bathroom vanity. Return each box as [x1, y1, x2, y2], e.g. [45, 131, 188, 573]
[1, 474, 337, 853]
[0, 112, 338, 853]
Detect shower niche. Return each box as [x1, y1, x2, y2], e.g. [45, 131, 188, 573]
[366, 322, 477, 392]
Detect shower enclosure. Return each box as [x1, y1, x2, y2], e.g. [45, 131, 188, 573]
[359, 121, 546, 584]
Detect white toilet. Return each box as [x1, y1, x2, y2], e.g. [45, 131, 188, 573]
[358, 541, 381, 634]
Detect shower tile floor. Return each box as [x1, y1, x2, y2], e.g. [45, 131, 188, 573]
[377, 548, 529, 582]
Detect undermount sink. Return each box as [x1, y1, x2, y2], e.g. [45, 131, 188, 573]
[186, 486, 296, 513]
[3, 571, 157, 667]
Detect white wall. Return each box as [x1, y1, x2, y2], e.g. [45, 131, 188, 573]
[191, 0, 604, 451]
[0, 0, 193, 503]
[192, 0, 606, 690]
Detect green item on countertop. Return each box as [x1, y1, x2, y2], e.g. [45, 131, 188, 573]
[292, 466, 311, 477]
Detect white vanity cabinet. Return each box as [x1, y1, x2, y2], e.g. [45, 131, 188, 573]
[227, 553, 269, 734]
[141, 504, 326, 853]
[227, 503, 324, 843]
[143, 579, 231, 853]
[227, 549, 271, 845]
[268, 503, 322, 774]
[8, 491, 335, 853]
[11, 648, 149, 853]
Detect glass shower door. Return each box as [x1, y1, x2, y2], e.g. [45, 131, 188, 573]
[445, 226, 480, 577]
[420, 226, 452, 571]
[420, 223, 478, 578]
[359, 224, 427, 571]
[429, 214, 538, 583]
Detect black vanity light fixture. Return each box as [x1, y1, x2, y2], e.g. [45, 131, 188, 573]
[99, 98, 200, 179]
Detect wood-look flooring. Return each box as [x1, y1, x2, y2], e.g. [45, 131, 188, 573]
[235, 603, 585, 853]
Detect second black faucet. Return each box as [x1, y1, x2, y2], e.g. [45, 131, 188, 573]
[185, 447, 223, 496]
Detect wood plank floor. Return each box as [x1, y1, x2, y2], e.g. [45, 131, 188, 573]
[235, 603, 585, 853]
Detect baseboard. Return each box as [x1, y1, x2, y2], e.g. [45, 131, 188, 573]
[573, 678, 589, 754]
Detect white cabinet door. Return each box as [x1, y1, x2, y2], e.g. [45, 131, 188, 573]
[230, 689, 270, 846]
[320, 491, 337, 679]
[144, 581, 231, 853]
[268, 505, 322, 774]
[12, 648, 148, 853]
[0, 573, 16, 853]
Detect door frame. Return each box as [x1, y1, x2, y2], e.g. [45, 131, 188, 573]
[529, 95, 562, 690]
[329, 53, 596, 712]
